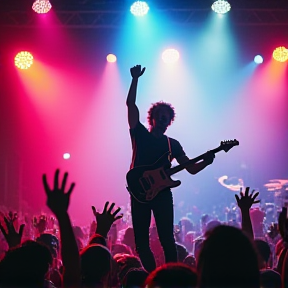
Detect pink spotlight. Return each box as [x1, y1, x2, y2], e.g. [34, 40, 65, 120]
[32, 0, 52, 14]
[107, 54, 117, 63]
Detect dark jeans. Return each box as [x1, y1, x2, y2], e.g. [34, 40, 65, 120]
[131, 190, 177, 272]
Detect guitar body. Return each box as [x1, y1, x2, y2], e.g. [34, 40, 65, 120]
[126, 139, 239, 203]
[126, 152, 181, 203]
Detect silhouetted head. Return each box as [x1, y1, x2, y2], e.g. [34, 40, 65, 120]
[122, 227, 135, 251]
[179, 217, 194, 232]
[183, 254, 196, 269]
[80, 244, 112, 286]
[0, 241, 52, 288]
[260, 269, 282, 288]
[122, 268, 148, 288]
[88, 233, 107, 247]
[114, 253, 143, 285]
[36, 233, 59, 258]
[204, 220, 221, 237]
[111, 243, 132, 256]
[254, 239, 271, 268]
[176, 242, 189, 262]
[147, 102, 175, 132]
[197, 225, 260, 288]
[145, 262, 197, 288]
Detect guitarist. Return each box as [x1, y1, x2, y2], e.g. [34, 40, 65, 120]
[126, 64, 215, 272]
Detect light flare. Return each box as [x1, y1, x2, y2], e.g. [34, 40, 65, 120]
[130, 1, 149, 17]
[107, 54, 117, 63]
[15, 51, 34, 70]
[162, 49, 180, 64]
[32, 0, 52, 14]
[273, 47, 288, 62]
[211, 0, 231, 14]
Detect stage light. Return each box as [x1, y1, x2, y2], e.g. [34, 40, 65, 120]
[254, 55, 263, 64]
[14, 51, 33, 70]
[63, 153, 71, 160]
[130, 1, 149, 17]
[106, 54, 117, 63]
[211, 0, 231, 14]
[273, 46, 288, 62]
[32, 0, 52, 14]
[162, 49, 180, 64]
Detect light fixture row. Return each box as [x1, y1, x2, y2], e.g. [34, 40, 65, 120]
[14, 47, 288, 70]
[31, 0, 232, 15]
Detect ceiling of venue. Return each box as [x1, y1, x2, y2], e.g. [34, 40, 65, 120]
[1, 0, 288, 28]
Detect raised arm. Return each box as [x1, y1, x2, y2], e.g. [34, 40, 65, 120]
[235, 187, 260, 240]
[42, 169, 80, 288]
[92, 201, 123, 238]
[126, 65, 145, 129]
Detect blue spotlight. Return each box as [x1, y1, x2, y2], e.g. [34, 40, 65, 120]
[130, 1, 149, 16]
[254, 55, 263, 64]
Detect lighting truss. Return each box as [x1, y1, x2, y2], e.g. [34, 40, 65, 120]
[0, 8, 288, 28]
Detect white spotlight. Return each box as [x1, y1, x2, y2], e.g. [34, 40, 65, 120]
[130, 1, 149, 17]
[162, 49, 180, 64]
[254, 55, 263, 64]
[63, 153, 71, 160]
[211, 0, 231, 14]
[107, 54, 117, 63]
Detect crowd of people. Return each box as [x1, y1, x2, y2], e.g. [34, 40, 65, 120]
[0, 169, 287, 288]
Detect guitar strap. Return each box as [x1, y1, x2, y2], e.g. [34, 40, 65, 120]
[167, 136, 172, 162]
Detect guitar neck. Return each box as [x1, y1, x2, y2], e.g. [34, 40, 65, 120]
[168, 146, 223, 176]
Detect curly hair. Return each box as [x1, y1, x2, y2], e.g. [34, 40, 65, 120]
[147, 101, 175, 127]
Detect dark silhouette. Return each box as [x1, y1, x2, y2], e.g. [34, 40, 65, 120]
[126, 64, 215, 272]
[197, 225, 260, 288]
[145, 262, 197, 288]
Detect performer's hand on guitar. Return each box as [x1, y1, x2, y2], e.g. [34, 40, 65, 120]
[203, 150, 215, 165]
[92, 202, 123, 238]
[130, 65, 146, 79]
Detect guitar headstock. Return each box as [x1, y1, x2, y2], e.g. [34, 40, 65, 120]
[220, 139, 239, 152]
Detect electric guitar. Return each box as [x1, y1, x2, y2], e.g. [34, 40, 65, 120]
[126, 139, 239, 203]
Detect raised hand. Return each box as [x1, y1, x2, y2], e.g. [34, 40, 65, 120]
[0, 214, 25, 248]
[42, 169, 75, 217]
[235, 187, 260, 211]
[33, 214, 48, 234]
[130, 65, 146, 79]
[92, 201, 123, 238]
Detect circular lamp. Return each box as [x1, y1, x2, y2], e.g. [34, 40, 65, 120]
[211, 0, 231, 14]
[15, 51, 34, 70]
[273, 47, 288, 62]
[32, 0, 52, 14]
[162, 49, 180, 64]
[130, 1, 149, 16]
